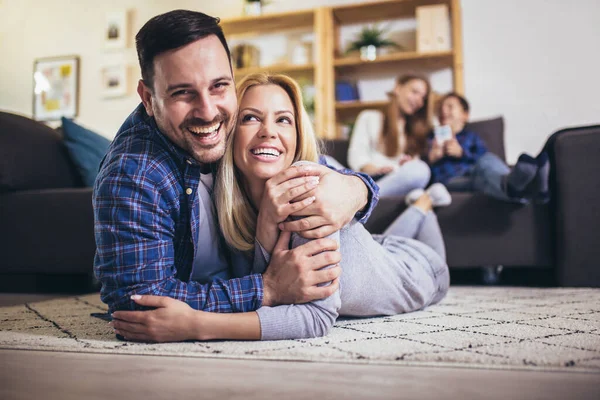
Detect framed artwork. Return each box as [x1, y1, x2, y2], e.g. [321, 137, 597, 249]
[101, 64, 127, 98]
[32, 55, 79, 121]
[104, 11, 128, 49]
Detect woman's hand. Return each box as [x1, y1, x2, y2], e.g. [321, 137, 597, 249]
[256, 166, 321, 253]
[279, 164, 367, 239]
[110, 295, 205, 342]
[398, 154, 414, 166]
[360, 164, 393, 176]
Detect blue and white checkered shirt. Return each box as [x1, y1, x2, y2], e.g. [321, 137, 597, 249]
[93, 104, 379, 313]
[428, 129, 488, 185]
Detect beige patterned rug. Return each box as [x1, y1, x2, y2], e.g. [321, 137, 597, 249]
[1, 287, 600, 372]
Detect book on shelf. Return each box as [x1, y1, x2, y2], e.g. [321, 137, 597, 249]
[416, 4, 451, 53]
[335, 81, 359, 102]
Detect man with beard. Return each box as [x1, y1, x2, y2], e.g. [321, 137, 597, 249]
[93, 9, 379, 316]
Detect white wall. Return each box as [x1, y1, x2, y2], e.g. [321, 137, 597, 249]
[462, 0, 600, 162]
[1, 0, 599, 163]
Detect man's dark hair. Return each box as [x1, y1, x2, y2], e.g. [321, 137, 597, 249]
[442, 92, 470, 113]
[136, 9, 231, 90]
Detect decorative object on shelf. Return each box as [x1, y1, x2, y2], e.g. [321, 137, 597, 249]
[290, 40, 313, 65]
[232, 43, 260, 69]
[33, 55, 79, 121]
[335, 81, 359, 102]
[416, 4, 451, 52]
[101, 64, 127, 98]
[243, 0, 263, 16]
[297, 78, 315, 118]
[346, 25, 402, 61]
[104, 10, 128, 49]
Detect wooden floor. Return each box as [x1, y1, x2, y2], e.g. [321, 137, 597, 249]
[1, 349, 599, 400]
[1, 293, 599, 400]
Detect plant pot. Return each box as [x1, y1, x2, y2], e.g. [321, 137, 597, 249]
[244, 2, 262, 16]
[359, 45, 378, 61]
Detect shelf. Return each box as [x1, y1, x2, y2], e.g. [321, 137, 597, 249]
[335, 100, 390, 122]
[332, 0, 450, 25]
[234, 63, 314, 78]
[220, 10, 314, 36]
[336, 100, 389, 111]
[334, 50, 453, 68]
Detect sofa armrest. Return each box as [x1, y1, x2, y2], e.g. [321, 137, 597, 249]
[0, 187, 95, 275]
[550, 125, 600, 287]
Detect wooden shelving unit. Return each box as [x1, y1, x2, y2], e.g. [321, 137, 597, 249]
[334, 50, 453, 68]
[234, 63, 314, 78]
[220, 10, 314, 36]
[220, 0, 464, 139]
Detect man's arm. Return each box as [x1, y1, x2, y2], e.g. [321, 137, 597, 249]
[93, 160, 263, 313]
[278, 159, 379, 239]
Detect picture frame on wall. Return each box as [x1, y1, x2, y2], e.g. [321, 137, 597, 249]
[32, 55, 79, 121]
[101, 64, 127, 98]
[104, 11, 128, 49]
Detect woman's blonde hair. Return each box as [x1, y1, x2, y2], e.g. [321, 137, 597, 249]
[382, 74, 432, 157]
[215, 73, 320, 252]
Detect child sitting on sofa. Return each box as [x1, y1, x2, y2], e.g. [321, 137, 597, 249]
[423, 92, 549, 204]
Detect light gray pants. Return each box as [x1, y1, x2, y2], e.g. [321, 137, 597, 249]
[292, 206, 449, 318]
[377, 158, 431, 197]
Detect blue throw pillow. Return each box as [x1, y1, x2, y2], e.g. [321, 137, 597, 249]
[61, 117, 111, 187]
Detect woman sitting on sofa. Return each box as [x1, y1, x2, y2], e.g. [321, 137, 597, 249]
[109, 73, 450, 342]
[346, 74, 436, 199]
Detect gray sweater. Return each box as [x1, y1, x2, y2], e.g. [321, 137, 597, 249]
[236, 217, 448, 341]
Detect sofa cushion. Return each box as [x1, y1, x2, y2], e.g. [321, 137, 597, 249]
[321, 139, 350, 168]
[0, 111, 82, 193]
[465, 116, 505, 161]
[61, 117, 111, 187]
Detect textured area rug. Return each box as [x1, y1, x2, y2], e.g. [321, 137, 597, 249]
[1, 287, 600, 372]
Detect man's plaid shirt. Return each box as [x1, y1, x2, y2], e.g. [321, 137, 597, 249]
[93, 104, 379, 313]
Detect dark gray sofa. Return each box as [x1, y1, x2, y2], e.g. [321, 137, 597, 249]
[322, 118, 600, 287]
[1, 110, 598, 288]
[0, 111, 95, 282]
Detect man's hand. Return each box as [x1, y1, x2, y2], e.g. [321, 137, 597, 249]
[262, 230, 341, 307]
[428, 141, 445, 163]
[444, 138, 464, 158]
[279, 164, 368, 239]
[111, 295, 200, 342]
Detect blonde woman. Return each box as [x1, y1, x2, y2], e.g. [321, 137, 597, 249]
[110, 73, 450, 342]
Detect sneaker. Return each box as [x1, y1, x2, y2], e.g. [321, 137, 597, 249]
[404, 188, 425, 206]
[426, 183, 452, 207]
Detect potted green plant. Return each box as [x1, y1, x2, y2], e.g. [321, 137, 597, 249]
[244, 0, 263, 16]
[346, 25, 401, 61]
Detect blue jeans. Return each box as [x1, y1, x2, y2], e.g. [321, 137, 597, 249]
[446, 152, 527, 203]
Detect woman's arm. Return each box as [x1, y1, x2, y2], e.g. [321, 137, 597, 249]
[347, 110, 382, 172]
